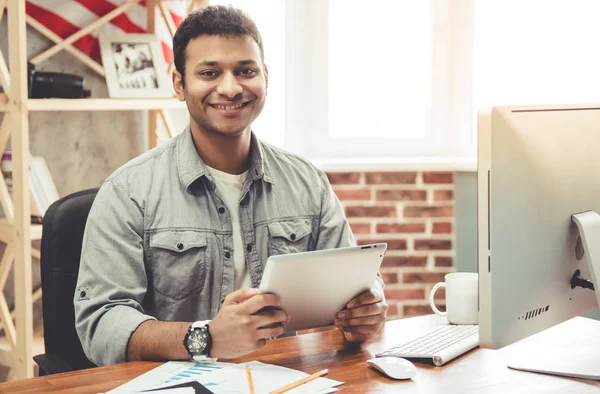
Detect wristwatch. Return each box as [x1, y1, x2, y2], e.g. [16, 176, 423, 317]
[183, 320, 216, 362]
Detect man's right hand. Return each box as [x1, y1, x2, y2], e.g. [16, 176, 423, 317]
[208, 288, 290, 359]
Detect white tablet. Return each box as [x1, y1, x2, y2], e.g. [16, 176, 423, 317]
[258, 243, 387, 332]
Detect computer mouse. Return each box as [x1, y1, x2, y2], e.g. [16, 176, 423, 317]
[367, 357, 417, 380]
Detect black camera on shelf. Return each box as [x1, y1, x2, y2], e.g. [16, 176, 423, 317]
[27, 63, 91, 99]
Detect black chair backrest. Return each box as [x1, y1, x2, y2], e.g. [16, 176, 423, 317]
[40, 188, 99, 371]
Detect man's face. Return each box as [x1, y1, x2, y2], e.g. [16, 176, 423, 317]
[174, 35, 267, 138]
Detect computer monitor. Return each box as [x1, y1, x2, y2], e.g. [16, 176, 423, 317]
[477, 104, 600, 378]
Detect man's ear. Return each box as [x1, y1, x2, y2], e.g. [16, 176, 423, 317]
[172, 70, 185, 101]
[263, 64, 269, 90]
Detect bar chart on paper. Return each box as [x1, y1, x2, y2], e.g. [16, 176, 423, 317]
[107, 361, 233, 394]
[162, 362, 224, 386]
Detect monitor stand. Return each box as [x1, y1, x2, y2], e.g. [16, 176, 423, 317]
[506, 210, 600, 380]
[571, 211, 600, 306]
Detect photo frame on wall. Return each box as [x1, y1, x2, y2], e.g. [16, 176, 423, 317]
[99, 33, 172, 98]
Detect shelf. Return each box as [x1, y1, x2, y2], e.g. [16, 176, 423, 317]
[27, 98, 186, 111]
[0, 219, 43, 244]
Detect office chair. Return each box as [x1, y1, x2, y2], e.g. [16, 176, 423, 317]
[33, 188, 98, 375]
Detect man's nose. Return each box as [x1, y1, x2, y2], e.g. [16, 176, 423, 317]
[216, 72, 243, 98]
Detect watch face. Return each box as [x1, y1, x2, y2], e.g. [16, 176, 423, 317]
[187, 328, 208, 354]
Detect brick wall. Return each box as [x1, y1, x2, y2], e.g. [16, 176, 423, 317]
[326, 171, 455, 320]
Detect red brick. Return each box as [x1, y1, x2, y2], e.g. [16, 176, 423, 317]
[326, 172, 360, 185]
[366, 172, 417, 185]
[403, 304, 435, 316]
[334, 189, 371, 201]
[358, 239, 406, 250]
[433, 190, 454, 201]
[432, 287, 446, 300]
[377, 223, 425, 234]
[414, 239, 452, 251]
[384, 288, 426, 301]
[376, 189, 426, 201]
[349, 222, 371, 235]
[346, 206, 396, 218]
[423, 172, 454, 184]
[387, 304, 399, 317]
[404, 206, 453, 218]
[380, 272, 398, 284]
[435, 256, 453, 267]
[403, 272, 448, 284]
[381, 256, 427, 268]
[432, 222, 453, 234]
[385, 239, 408, 250]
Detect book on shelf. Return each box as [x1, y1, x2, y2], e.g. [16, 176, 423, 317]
[29, 156, 60, 220]
[1, 153, 60, 222]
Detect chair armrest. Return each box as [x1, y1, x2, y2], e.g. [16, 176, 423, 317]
[33, 353, 74, 375]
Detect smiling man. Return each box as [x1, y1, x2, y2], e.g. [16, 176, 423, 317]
[74, 5, 386, 366]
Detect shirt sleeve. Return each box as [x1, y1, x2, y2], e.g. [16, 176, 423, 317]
[315, 170, 385, 294]
[74, 178, 156, 366]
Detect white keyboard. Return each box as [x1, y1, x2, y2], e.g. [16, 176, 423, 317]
[377, 324, 479, 366]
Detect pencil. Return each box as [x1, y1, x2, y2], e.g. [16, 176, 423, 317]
[246, 365, 255, 394]
[269, 369, 329, 394]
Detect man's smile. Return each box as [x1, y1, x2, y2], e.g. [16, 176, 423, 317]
[208, 101, 251, 113]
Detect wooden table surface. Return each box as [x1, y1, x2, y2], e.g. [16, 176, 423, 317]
[0, 314, 598, 393]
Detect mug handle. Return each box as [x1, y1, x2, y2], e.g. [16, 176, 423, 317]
[429, 282, 447, 316]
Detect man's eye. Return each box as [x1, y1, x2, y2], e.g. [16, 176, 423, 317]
[200, 71, 218, 77]
[239, 68, 257, 76]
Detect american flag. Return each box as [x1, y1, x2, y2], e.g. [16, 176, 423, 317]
[25, 0, 188, 64]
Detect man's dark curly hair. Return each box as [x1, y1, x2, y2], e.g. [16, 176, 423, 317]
[173, 5, 264, 87]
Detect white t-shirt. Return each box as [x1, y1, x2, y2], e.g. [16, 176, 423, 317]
[205, 165, 252, 290]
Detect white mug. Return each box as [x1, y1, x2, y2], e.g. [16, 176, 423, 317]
[429, 272, 478, 325]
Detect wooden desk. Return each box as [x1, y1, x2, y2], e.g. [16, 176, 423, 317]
[0, 315, 598, 393]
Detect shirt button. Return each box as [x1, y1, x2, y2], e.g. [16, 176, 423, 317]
[224, 251, 231, 259]
[177, 242, 184, 250]
[290, 233, 296, 241]
[218, 207, 225, 214]
[246, 244, 252, 252]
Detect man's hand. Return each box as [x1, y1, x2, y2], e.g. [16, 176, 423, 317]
[334, 288, 388, 344]
[209, 288, 290, 359]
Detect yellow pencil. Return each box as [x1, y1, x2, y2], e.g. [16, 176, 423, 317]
[246, 365, 255, 394]
[269, 369, 329, 394]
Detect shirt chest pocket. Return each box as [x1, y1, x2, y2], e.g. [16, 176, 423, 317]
[267, 219, 313, 256]
[148, 230, 210, 301]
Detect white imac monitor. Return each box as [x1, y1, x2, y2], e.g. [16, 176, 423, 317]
[477, 104, 600, 378]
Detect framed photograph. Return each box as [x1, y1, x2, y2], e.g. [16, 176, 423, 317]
[99, 33, 172, 98]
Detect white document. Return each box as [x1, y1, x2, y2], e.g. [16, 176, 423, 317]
[196, 361, 343, 393]
[139, 389, 194, 394]
[107, 361, 233, 394]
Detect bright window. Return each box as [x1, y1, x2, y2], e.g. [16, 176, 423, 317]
[328, 0, 431, 140]
[288, 0, 468, 162]
[473, 0, 600, 126]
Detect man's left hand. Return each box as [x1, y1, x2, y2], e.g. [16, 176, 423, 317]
[334, 289, 388, 343]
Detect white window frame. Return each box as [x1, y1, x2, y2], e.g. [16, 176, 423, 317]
[284, 0, 477, 168]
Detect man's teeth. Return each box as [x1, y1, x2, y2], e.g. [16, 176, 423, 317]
[213, 103, 245, 110]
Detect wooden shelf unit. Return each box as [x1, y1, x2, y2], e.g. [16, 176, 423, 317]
[2, 98, 186, 112]
[0, 0, 207, 380]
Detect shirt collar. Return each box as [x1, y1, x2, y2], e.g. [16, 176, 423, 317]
[176, 125, 274, 192]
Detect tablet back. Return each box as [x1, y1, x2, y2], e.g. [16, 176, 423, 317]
[258, 243, 387, 332]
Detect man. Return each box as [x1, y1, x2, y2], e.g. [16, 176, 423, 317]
[75, 5, 387, 366]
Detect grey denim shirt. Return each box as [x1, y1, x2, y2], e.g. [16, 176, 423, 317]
[74, 127, 384, 366]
